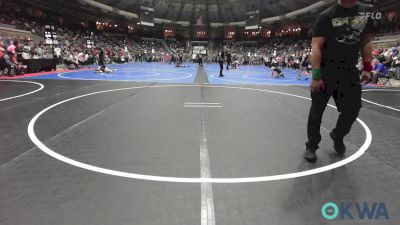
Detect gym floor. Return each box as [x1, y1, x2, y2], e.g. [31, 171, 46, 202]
[0, 63, 399, 225]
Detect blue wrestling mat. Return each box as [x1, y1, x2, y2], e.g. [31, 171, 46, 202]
[23, 62, 312, 86]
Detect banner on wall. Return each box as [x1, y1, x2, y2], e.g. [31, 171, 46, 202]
[140, 6, 155, 27]
[246, 10, 260, 30]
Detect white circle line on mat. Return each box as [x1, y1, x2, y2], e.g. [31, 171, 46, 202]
[242, 75, 298, 81]
[0, 80, 44, 102]
[58, 71, 193, 82]
[209, 74, 308, 86]
[98, 72, 161, 77]
[363, 89, 400, 92]
[27, 84, 372, 183]
[361, 98, 400, 112]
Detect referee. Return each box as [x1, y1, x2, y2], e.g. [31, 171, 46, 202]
[218, 50, 225, 77]
[304, 0, 375, 162]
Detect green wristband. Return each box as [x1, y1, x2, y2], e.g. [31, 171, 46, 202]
[312, 69, 322, 80]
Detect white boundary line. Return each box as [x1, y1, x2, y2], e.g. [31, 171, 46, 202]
[27, 84, 372, 183]
[58, 72, 193, 82]
[0, 80, 44, 102]
[363, 89, 400, 92]
[209, 74, 308, 86]
[361, 98, 400, 112]
[98, 72, 161, 77]
[242, 75, 298, 81]
[361, 89, 400, 112]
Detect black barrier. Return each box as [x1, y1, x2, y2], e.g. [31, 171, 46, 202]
[22, 59, 56, 73]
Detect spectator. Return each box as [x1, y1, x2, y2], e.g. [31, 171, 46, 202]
[7, 40, 18, 55]
[77, 51, 88, 65]
[3, 51, 21, 76]
[34, 44, 44, 59]
[54, 46, 61, 62]
[67, 51, 79, 69]
[382, 49, 394, 69]
[371, 58, 388, 84]
[0, 42, 7, 74]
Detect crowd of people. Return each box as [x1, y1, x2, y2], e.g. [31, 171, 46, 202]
[205, 38, 313, 78]
[368, 47, 400, 84]
[207, 38, 400, 82]
[1, 25, 399, 81]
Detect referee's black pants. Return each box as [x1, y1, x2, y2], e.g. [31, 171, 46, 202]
[306, 74, 362, 151]
[219, 60, 224, 76]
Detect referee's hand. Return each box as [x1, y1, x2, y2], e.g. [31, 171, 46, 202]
[310, 78, 325, 93]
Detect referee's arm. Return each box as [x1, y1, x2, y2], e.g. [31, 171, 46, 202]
[310, 37, 326, 92]
[361, 34, 373, 65]
[311, 37, 325, 71]
[360, 33, 374, 83]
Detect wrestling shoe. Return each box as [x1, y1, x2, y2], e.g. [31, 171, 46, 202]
[303, 148, 317, 163]
[330, 130, 346, 156]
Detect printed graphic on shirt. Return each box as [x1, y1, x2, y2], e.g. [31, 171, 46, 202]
[331, 16, 368, 44]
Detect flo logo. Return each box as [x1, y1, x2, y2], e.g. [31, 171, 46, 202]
[359, 11, 383, 20]
[322, 202, 390, 220]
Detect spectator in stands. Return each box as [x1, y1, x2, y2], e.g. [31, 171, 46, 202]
[3, 51, 21, 76]
[394, 51, 400, 79]
[21, 45, 31, 59]
[6, 40, 19, 65]
[0, 42, 6, 58]
[169, 53, 176, 64]
[67, 50, 79, 69]
[263, 55, 270, 67]
[77, 51, 88, 65]
[34, 44, 44, 59]
[7, 40, 18, 55]
[371, 58, 388, 84]
[277, 54, 285, 68]
[54, 46, 62, 63]
[0, 42, 6, 75]
[382, 49, 394, 69]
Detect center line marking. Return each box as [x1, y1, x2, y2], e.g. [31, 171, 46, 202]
[185, 102, 221, 105]
[185, 102, 222, 108]
[184, 105, 222, 108]
[199, 88, 216, 225]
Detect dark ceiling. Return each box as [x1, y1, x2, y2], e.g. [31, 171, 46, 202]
[95, 0, 317, 23]
[18, 0, 400, 25]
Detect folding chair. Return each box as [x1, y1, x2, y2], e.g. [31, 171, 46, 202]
[377, 69, 394, 87]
